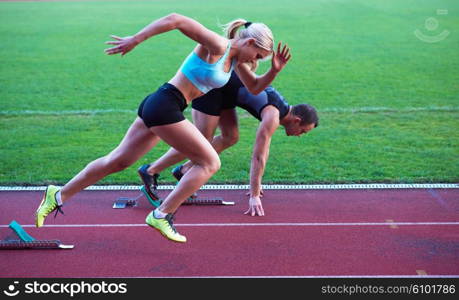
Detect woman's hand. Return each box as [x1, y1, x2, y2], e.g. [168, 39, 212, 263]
[271, 42, 291, 73]
[244, 195, 265, 217]
[104, 35, 140, 56]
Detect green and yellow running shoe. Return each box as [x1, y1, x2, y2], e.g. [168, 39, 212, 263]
[35, 185, 64, 227]
[145, 211, 186, 243]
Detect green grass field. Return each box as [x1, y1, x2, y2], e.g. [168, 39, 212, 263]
[1, 0, 458, 185]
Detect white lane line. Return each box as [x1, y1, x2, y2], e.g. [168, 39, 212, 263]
[1, 222, 458, 228]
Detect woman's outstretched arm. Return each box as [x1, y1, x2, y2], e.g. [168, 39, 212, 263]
[104, 13, 227, 56]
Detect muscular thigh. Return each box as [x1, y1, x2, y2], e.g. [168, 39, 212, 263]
[150, 119, 218, 165]
[192, 109, 220, 140]
[218, 108, 238, 137]
[107, 117, 160, 164]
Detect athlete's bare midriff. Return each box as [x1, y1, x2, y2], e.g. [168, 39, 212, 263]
[168, 71, 204, 104]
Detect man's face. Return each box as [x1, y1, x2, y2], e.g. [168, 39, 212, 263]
[284, 121, 315, 137]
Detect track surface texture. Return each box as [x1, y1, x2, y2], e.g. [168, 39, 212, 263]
[1, 188, 458, 278]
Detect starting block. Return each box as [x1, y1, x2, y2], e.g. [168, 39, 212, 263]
[113, 186, 235, 208]
[0, 220, 74, 250]
[112, 193, 143, 209]
[181, 197, 234, 206]
[140, 185, 234, 207]
[113, 198, 138, 209]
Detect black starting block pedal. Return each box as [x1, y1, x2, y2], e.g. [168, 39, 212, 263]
[0, 220, 74, 250]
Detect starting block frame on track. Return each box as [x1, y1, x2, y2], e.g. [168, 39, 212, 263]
[0, 220, 74, 250]
[180, 197, 235, 206]
[113, 186, 235, 208]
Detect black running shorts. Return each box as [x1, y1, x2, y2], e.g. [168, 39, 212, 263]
[191, 87, 237, 116]
[137, 83, 188, 127]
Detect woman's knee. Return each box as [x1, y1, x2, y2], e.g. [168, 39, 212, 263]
[207, 154, 221, 174]
[198, 152, 221, 175]
[222, 131, 239, 147]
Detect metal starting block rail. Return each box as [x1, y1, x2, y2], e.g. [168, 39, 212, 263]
[180, 197, 234, 206]
[113, 186, 235, 208]
[0, 240, 74, 250]
[0, 220, 74, 250]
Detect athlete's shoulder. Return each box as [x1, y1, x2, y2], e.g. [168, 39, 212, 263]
[259, 105, 281, 126]
[265, 86, 286, 102]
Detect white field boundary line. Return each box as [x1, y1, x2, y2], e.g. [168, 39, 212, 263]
[1, 222, 458, 228]
[1, 106, 459, 116]
[1, 183, 458, 191]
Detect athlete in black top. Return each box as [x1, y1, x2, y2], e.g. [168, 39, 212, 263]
[141, 72, 318, 216]
[192, 71, 291, 121]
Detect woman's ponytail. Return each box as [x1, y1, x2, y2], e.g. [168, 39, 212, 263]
[221, 19, 247, 39]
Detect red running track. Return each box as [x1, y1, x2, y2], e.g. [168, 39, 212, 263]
[0, 188, 458, 277]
